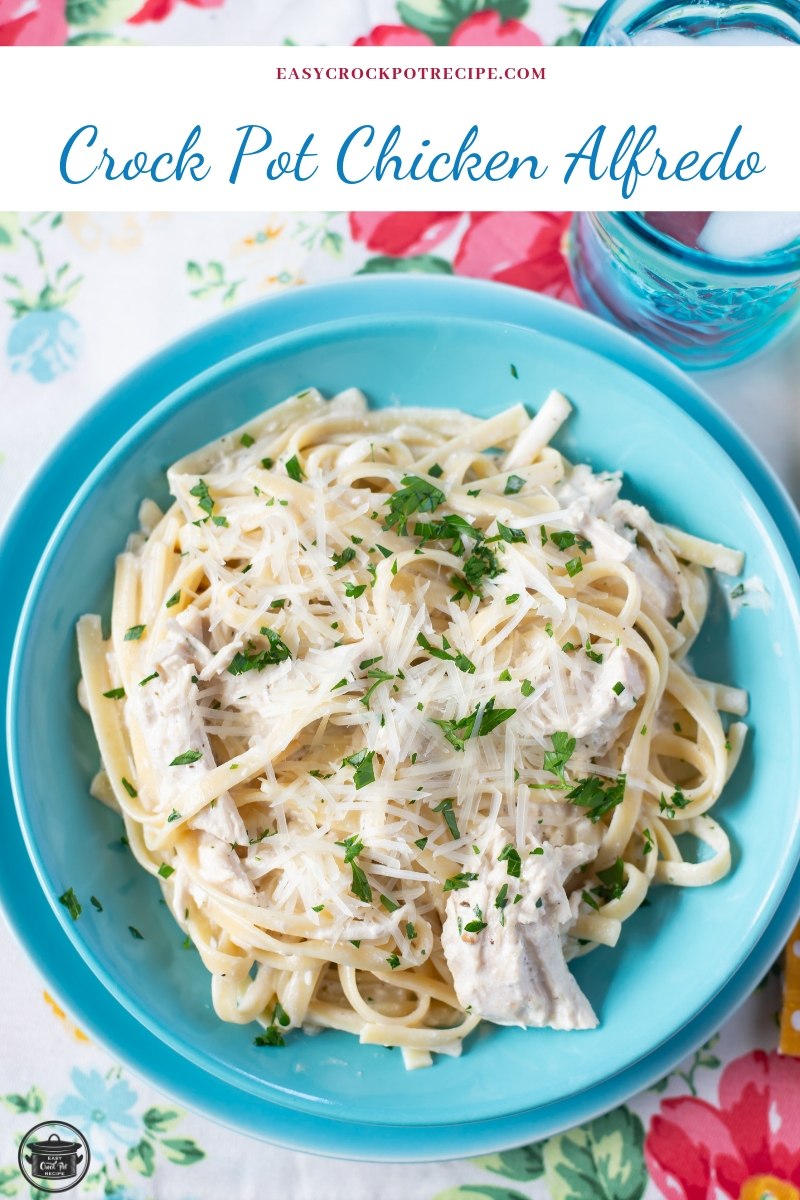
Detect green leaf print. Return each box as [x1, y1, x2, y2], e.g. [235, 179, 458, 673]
[0, 1166, 24, 1197]
[0, 214, 21, 252]
[1, 1087, 44, 1115]
[142, 1104, 184, 1133]
[543, 1107, 648, 1200]
[432, 1188, 531, 1200]
[66, 0, 143, 28]
[159, 1137, 206, 1166]
[357, 254, 454, 276]
[471, 1141, 545, 1180]
[126, 1139, 156, 1178]
[186, 260, 244, 308]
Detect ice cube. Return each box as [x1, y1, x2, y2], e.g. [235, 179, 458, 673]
[697, 213, 800, 259]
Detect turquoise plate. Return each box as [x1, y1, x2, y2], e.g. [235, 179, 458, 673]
[4, 277, 800, 1158]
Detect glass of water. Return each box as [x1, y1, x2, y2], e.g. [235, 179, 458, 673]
[567, 211, 800, 368]
[582, 0, 800, 44]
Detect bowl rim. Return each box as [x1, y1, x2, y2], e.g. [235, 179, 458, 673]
[6, 274, 800, 1142]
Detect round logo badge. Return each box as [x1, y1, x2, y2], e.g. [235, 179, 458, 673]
[18, 1121, 91, 1194]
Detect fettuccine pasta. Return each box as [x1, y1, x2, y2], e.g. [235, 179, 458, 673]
[77, 386, 746, 1069]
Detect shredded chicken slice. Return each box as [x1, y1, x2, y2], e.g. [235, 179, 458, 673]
[441, 831, 598, 1030]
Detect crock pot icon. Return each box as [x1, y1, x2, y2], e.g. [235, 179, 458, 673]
[18, 1121, 90, 1193]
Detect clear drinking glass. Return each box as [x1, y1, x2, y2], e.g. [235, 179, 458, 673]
[567, 212, 800, 368]
[582, 0, 800, 45]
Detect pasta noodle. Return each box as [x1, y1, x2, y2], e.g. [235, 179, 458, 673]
[77, 385, 746, 1067]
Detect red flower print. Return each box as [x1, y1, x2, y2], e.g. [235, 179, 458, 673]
[353, 24, 433, 46]
[349, 212, 462, 258]
[0, 0, 66, 45]
[453, 212, 577, 304]
[646, 1051, 800, 1200]
[449, 10, 543, 45]
[128, 0, 222, 25]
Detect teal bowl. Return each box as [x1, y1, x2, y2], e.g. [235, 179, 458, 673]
[9, 310, 800, 1129]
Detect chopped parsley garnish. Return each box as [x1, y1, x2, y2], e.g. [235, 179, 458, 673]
[406, 922, 417, 940]
[383, 476, 445, 536]
[332, 547, 356, 570]
[506, 594, 520, 605]
[414, 837, 428, 851]
[139, 672, 159, 687]
[360, 667, 394, 708]
[612, 681, 625, 696]
[568, 774, 627, 822]
[59, 888, 82, 921]
[312, 904, 324, 913]
[170, 750, 202, 766]
[335, 833, 372, 902]
[730, 583, 745, 599]
[387, 954, 400, 969]
[380, 893, 399, 912]
[465, 917, 487, 933]
[443, 872, 479, 892]
[545, 622, 554, 637]
[240, 432, 255, 447]
[103, 687, 125, 700]
[643, 827, 654, 855]
[342, 748, 375, 790]
[496, 522, 526, 544]
[129, 925, 144, 939]
[585, 639, 603, 664]
[167, 809, 181, 822]
[91, 895, 102, 911]
[543, 731, 576, 784]
[331, 678, 348, 691]
[166, 590, 181, 608]
[495, 882, 509, 925]
[463, 543, 504, 593]
[189, 479, 214, 516]
[659, 784, 690, 819]
[521, 679, 535, 697]
[376, 545, 393, 559]
[360, 656, 382, 670]
[428, 463, 444, 478]
[228, 628, 291, 675]
[594, 857, 626, 902]
[433, 798, 460, 839]
[414, 512, 474, 556]
[510, 363, 518, 379]
[565, 557, 583, 577]
[561, 642, 575, 653]
[273, 1001, 291, 1027]
[498, 843, 522, 878]
[535, 897, 543, 909]
[467, 488, 481, 497]
[121, 777, 137, 797]
[124, 624, 146, 641]
[350, 940, 361, 948]
[416, 631, 475, 674]
[254, 1027, 285, 1047]
[582, 889, 600, 912]
[344, 582, 367, 599]
[158, 863, 175, 879]
[531, 846, 544, 855]
[504, 474, 525, 495]
[430, 696, 516, 752]
[285, 454, 305, 482]
[499, 669, 512, 682]
[211, 515, 229, 528]
[550, 530, 592, 554]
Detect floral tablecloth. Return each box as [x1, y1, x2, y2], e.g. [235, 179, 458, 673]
[3, 204, 800, 1200]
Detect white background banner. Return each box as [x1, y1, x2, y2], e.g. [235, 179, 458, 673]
[0, 46, 798, 210]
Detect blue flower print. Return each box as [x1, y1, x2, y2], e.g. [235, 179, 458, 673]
[58, 1068, 139, 1160]
[8, 308, 83, 382]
